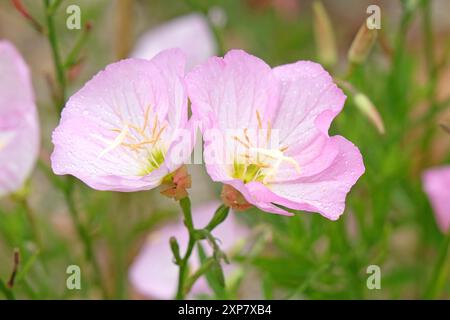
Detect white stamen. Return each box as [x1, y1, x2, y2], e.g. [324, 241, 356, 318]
[97, 124, 130, 158]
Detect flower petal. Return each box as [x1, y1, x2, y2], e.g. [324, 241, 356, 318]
[0, 41, 39, 196]
[187, 49, 279, 131]
[271, 61, 346, 180]
[51, 49, 191, 191]
[268, 136, 365, 220]
[422, 166, 450, 233]
[131, 13, 217, 70]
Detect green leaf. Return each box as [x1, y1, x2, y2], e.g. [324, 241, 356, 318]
[197, 243, 226, 298]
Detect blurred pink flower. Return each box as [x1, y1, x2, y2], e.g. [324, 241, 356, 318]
[129, 201, 248, 299]
[51, 49, 195, 191]
[0, 41, 39, 196]
[186, 50, 365, 220]
[423, 166, 450, 233]
[131, 13, 217, 70]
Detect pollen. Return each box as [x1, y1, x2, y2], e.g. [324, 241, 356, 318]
[91, 104, 168, 175]
[231, 110, 301, 184]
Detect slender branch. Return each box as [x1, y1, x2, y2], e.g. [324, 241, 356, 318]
[175, 197, 196, 300]
[44, 0, 66, 109]
[40, 1, 107, 298]
[174, 199, 230, 299]
[419, 0, 440, 159]
[62, 178, 108, 299]
[17, 197, 42, 248]
[7, 249, 20, 289]
[115, 0, 133, 60]
[0, 279, 15, 300]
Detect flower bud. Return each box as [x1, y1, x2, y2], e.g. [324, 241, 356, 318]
[440, 123, 450, 135]
[169, 236, 181, 264]
[313, 1, 337, 67]
[348, 22, 377, 65]
[354, 93, 385, 134]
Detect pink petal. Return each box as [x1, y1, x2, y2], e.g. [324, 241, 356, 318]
[51, 49, 192, 191]
[187, 49, 279, 131]
[129, 201, 248, 299]
[187, 50, 280, 184]
[271, 61, 346, 180]
[131, 13, 217, 70]
[422, 166, 450, 233]
[0, 41, 39, 196]
[268, 136, 365, 220]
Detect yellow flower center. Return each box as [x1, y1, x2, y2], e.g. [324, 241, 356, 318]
[92, 105, 167, 175]
[231, 110, 301, 185]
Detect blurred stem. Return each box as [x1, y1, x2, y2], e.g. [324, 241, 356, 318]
[425, 231, 450, 299]
[419, 0, 439, 159]
[62, 178, 108, 299]
[0, 279, 15, 300]
[64, 22, 92, 68]
[44, 0, 66, 109]
[41, 0, 107, 298]
[209, 22, 225, 56]
[16, 196, 43, 249]
[48, 0, 63, 15]
[184, 0, 225, 55]
[115, 0, 134, 60]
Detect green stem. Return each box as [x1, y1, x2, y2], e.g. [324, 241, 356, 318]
[62, 178, 108, 299]
[419, 0, 439, 159]
[19, 197, 43, 249]
[0, 279, 15, 300]
[44, 0, 66, 109]
[41, 0, 107, 298]
[174, 199, 230, 299]
[175, 197, 196, 300]
[425, 231, 450, 299]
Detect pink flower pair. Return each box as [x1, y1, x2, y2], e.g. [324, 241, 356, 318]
[51, 48, 365, 220]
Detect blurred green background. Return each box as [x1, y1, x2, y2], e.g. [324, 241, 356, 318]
[0, 0, 449, 299]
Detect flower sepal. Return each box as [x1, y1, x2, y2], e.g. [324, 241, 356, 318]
[160, 166, 192, 201]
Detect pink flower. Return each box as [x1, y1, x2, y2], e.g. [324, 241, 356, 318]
[129, 201, 248, 299]
[186, 50, 365, 220]
[51, 49, 195, 191]
[131, 13, 217, 71]
[0, 41, 39, 196]
[422, 166, 450, 233]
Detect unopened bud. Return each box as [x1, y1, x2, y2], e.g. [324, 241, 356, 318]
[313, 1, 337, 67]
[354, 93, 385, 134]
[169, 237, 181, 264]
[348, 22, 377, 65]
[206, 205, 230, 231]
[440, 123, 450, 135]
